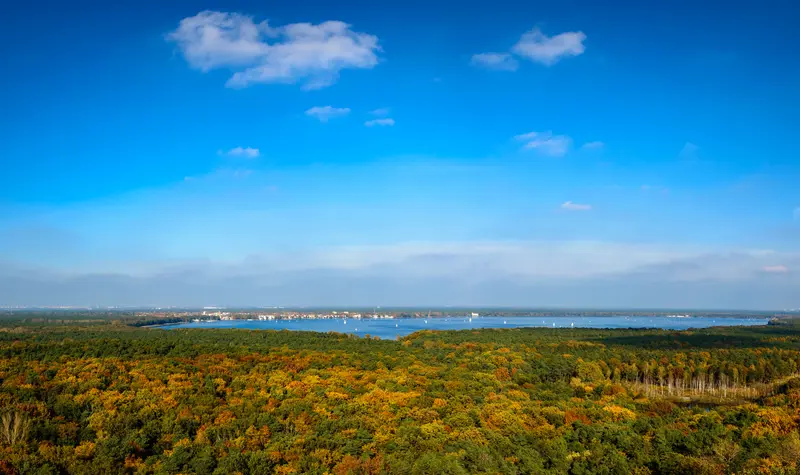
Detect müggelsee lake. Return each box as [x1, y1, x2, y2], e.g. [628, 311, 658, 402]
[163, 315, 769, 340]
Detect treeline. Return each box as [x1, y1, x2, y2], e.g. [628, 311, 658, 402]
[127, 317, 188, 328]
[2, 322, 800, 473]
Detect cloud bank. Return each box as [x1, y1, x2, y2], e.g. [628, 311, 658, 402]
[1, 241, 797, 309]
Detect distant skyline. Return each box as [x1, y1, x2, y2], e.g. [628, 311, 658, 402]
[1, 0, 798, 309]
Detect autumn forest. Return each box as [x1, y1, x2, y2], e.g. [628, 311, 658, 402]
[3, 317, 800, 474]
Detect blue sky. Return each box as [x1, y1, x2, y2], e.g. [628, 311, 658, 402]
[0, 0, 798, 308]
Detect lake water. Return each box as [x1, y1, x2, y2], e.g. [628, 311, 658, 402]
[164, 316, 769, 340]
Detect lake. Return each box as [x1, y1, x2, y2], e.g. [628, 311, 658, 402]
[163, 315, 769, 340]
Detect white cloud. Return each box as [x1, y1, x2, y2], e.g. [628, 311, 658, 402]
[511, 27, 586, 66]
[515, 131, 571, 156]
[581, 141, 604, 150]
[679, 142, 699, 159]
[167, 11, 380, 89]
[561, 201, 592, 211]
[305, 106, 351, 122]
[370, 108, 390, 116]
[365, 118, 395, 127]
[470, 52, 519, 71]
[219, 146, 260, 158]
[763, 265, 789, 274]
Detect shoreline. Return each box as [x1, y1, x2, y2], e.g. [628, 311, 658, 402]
[147, 315, 772, 332]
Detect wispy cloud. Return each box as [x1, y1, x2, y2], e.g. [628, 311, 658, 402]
[470, 52, 519, 71]
[184, 168, 256, 182]
[581, 141, 604, 150]
[641, 185, 669, 194]
[762, 265, 789, 274]
[511, 27, 586, 66]
[515, 131, 571, 156]
[679, 142, 699, 160]
[218, 146, 260, 158]
[305, 106, 351, 122]
[369, 108, 390, 116]
[232, 169, 253, 178]
[167, 11, 380, 89]
[561, 201, 592, 211]
[365, 118, 395, 127]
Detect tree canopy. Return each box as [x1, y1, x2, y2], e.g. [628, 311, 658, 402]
[2, 319, 800, 473]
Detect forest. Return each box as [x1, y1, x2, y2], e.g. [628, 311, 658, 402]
[2, 318, 800, 474]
